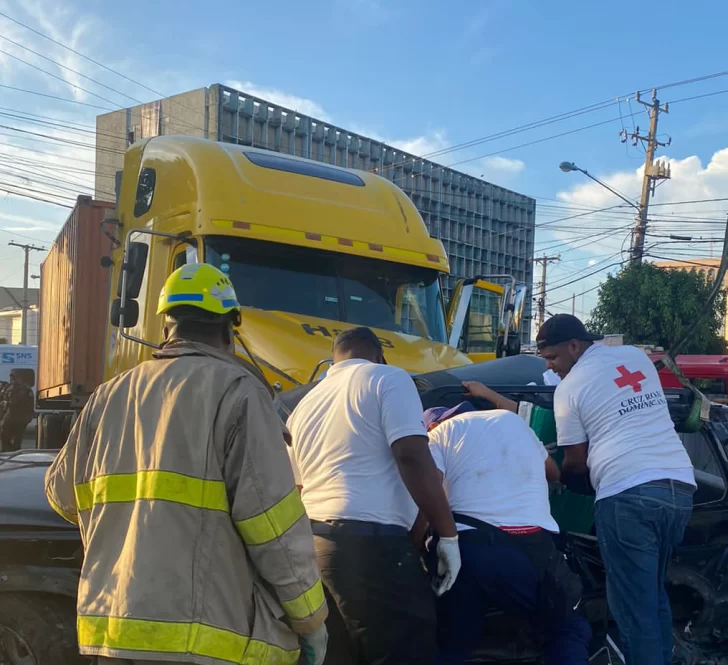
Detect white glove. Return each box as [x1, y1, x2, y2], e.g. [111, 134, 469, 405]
[299, 623, 328, 665]
[433, 534, 461, 596]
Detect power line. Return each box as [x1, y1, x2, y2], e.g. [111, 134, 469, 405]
[0, 10, 210, 128]
[0, 124, 125, 155]
[445, 113, 642, 171]
[548, 283, 603, 308]
[0, 35, 209, 137]
[652, 70, 728, 92]
[0, 225, 53, 243]
[548, 261, 625, 292]
[0, 180, 76, 203]
[0, 83, 115, 111]
[0, 47, 134, 111]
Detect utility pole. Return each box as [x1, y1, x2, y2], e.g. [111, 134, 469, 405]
[533, 255, 561, 330]
[623, 89, 672, 263]
[572, 293, 576, 316]
[8, 242, 45, 345]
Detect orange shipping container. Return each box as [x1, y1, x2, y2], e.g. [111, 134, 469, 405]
[37, 196, 115, 407]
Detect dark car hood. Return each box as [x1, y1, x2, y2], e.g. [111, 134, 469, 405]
[276, 355, 551, 419]
[0, 450, 77, 530]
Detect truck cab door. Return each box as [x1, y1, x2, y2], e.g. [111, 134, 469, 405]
[446, 277, 527, 361]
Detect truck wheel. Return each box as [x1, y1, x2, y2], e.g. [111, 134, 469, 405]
[0, 593, 84, 665]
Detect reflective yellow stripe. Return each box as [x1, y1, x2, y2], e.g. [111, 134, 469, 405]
[77, 615, 299, 664]
[74, 471, 229, 512]
[280, 579, 326, 621]
[46, 495, 78, 524]
[235, 487, 305, 546]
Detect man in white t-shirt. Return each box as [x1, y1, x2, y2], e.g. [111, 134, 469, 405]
[423, 401, 590, 665]
[537, 314, 696, 665]
[286, 327, 460, 665]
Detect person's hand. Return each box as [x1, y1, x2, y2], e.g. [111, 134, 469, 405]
[462, 381, 489, 399]
[299, 623, 328, 665]
[433, 535, 461, 596]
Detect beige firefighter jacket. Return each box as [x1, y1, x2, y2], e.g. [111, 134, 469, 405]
[45, 340, 327, 665]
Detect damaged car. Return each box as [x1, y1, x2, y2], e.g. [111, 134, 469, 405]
[1, 354, 727, 664]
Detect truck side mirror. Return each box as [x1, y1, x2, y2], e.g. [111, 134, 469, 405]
[116, 241, 149, 299]
[110, 298, 140, 328]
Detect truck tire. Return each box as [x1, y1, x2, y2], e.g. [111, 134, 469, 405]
[0, 593, 85, 665]
[36, 413, 73, 450]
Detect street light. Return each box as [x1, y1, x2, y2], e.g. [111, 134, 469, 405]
[558, 160, 640, 212]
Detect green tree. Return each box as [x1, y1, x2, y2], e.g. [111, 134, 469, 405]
[0, 337, 6, 344]
[588, 262, 726, 354]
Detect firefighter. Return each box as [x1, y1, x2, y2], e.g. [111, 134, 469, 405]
[0, 368, 35, 452]
[45, 263, 328, 665]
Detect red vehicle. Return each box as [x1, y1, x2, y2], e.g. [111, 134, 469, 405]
[650, 353, 728, 399]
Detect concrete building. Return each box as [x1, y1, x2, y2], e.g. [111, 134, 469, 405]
[654, 257, 728, 340]
[96, 84, 536, 340]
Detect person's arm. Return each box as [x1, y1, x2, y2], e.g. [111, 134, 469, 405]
[409, 510, 430, 549]
[391, 435, 456, 538]
[378, 369, 457, 538]
[45, 403, 91, 525]
[462, 381, 518, 413]
[553, 387, 592, 494]
[223, 381, 327, 636]
[561, 443, 590, 485]
[545, 455, 561, 483]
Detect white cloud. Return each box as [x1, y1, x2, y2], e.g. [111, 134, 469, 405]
[588, 259, 597, 266]
[225, 80, 331, 122]
[0, 1, 103, 103]
[461, 7, 491, 43]
[479, 155, 525, 174]
[335, 0, 390, 26]
[389, 132, 449, 159]
[0, 211, 55, 229]
[544, 147, 728, 268]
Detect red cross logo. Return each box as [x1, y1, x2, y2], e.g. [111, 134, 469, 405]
[614, 365, 646, 393]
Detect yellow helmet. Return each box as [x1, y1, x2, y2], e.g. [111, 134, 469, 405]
[157, 263, 240, 317]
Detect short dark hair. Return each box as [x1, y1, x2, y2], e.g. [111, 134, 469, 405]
[332, 326, 383, 360]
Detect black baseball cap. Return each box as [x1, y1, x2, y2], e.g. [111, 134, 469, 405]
[536, 314, 603, 351]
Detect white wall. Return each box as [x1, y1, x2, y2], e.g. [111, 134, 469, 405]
[0, 308, 38, 345]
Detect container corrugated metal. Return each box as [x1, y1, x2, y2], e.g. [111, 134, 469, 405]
[37, 196, 115, 405]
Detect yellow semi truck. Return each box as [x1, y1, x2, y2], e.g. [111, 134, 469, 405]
[37, 135, 526, 443]
[106, 136, 525, 387]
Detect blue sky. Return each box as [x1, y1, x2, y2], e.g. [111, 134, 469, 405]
[1, 0, 728, 325]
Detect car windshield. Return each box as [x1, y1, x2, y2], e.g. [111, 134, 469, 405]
[205, 236, 448, 343]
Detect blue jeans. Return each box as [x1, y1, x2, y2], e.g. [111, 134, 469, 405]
[433, 533, 591, 665]
[595, 480, 694, 665]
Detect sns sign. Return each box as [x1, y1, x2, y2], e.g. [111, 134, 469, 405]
[0, 344, 37, 384]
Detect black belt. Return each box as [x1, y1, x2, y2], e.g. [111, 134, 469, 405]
[644, 479, 695, 492]
[310, 519, 408, 537]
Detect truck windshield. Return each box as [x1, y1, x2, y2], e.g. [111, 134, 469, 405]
[205, 236, 448, 343]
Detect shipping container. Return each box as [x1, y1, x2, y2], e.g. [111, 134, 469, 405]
[37, 196, 115, 408]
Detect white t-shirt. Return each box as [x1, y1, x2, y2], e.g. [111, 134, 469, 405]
[554, 344, 695, 501]
[286, 358, 427, 529]
[427, 410, 560, 533]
